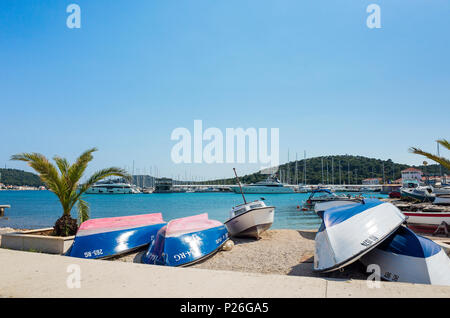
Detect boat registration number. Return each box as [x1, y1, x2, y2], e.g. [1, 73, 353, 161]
[360, 235, 379, 247]
[84, 249, 103, 258]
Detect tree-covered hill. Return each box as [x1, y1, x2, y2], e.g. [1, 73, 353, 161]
[206, 155, 449, 185]
[0, 168, 43, 187]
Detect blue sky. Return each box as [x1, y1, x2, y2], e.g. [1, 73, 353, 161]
[1, 0, 449, 180]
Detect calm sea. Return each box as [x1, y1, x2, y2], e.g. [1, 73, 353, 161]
[0, 190, 387, 230]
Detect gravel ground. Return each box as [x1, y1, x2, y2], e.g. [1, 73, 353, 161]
[112, 229, 369, 281]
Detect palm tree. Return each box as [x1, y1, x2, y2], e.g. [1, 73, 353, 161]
[409, 139, 450, 170]
[11, 148, 131, 236]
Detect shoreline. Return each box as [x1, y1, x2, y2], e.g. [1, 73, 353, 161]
[113, 229, 369, 281]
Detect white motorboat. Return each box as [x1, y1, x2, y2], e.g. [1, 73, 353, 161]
[230, 175, 294, 194]
[86, 180, 140, 194]
[225, 200, 275, 239]
[225, 168, 275, 239]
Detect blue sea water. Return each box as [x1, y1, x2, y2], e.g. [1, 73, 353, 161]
[0, 191, 387, 230]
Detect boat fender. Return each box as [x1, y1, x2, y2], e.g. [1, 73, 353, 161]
[297, 205, 300, 209]
[222, 240, 234, 251]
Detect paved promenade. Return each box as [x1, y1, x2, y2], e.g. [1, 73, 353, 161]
[0, 248, 449, 298]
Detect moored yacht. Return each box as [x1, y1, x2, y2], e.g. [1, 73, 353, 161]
[230, 175, 294, 194]
[86, 180, 140, 194]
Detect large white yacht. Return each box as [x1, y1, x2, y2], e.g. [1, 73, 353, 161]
[230, 175, 294, 194]
[86, 180, 141, 194]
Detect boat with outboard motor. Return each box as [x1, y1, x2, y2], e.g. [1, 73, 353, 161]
[360, 225, 450, 285]
[400, 180, 450, 204]
[142, 213, 229, 266]
[314, 199, 406, 273]
[67, 213, 166, 259]
[303, 188, 359, 210]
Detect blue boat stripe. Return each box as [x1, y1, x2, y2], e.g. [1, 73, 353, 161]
[323, 199, 384, 228]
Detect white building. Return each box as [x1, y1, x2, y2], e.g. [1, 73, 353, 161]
[401, 168, 423, 182]
[362, 178, 382, 185]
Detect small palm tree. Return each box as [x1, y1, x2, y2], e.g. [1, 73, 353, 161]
[11, 148, 131, 236]
[409, 139, 450, 170]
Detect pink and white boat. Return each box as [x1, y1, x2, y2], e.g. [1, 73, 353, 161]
[403, 211, 450, 232]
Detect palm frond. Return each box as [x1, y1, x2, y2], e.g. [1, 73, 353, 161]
[409, 147, 450, 170]
[67, 148, 97, 191]
[53, 156, 70, 176]
[77, 198, 90, 224]
[437, 139, 450, 151]
[10, 153, 63, 195]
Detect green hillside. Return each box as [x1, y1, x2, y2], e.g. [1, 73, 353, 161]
[206, 155, 449, 185]
[0, 168, 44, 187]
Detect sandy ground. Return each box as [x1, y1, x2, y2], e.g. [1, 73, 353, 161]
[113, 229, 369, 281]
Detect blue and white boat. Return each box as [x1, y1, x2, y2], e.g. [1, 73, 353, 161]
[142, 213, 229, 267]
[360, 225, 450, 285]
[67, 213, 166, 259]
[314, 199, 406, 272]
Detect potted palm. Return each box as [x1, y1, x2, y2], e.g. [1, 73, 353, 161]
[1, 148, 131, 254]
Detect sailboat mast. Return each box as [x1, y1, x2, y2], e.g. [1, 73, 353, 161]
[321, 157, 324, 185]
[303, 150, 306, 185]
[438, 141, 442, 177]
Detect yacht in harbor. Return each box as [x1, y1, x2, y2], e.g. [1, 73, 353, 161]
[230, 175, 294, 194]
[86, 180, 141, 194]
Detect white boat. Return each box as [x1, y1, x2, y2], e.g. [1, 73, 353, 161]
[86, 181, 140, 194]
[314, 199, 406, 272]
[225, 200, 275, 239]
[360, 225, 450, 285]
[434, 195, 450, 205]
[230, 175, 294, 194]
[433, 187, 450, 195]
[225, 168, 275, 239]
[403, 211, 450, 230]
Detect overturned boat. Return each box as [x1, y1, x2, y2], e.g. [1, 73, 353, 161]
[68, 213, 166, 259]
[224, 168, 275, 239]
[360, 225, 450, 285]
[142, 213, 229, 266]
[314, 199, 406, 272]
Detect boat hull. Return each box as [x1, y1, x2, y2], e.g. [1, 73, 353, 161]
[434, 195, 450, 205]
[68, 218, 166, 259]
[225, 207, 274, 239]
[400, 188, 435, 203]
[360, 226, 450, 285]
[314, 199, 406, 273]
[403, 211, 450, 229]
[142, 225, 229, 266]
